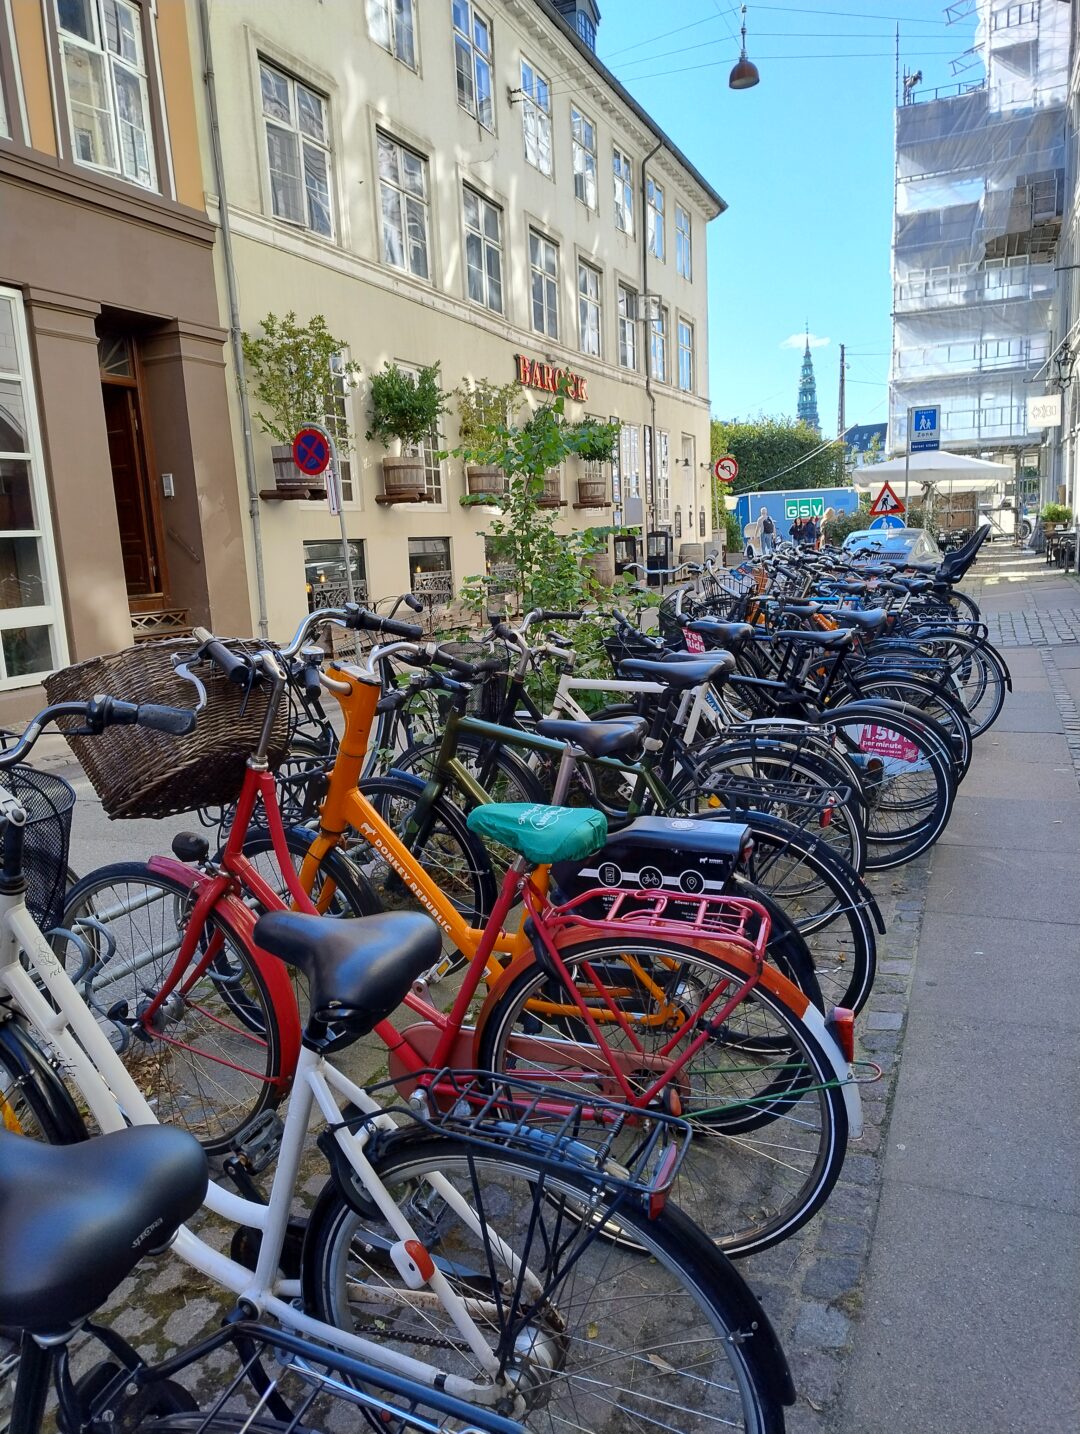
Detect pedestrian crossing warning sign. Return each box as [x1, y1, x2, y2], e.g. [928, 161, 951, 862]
[868, 482, 905, 518]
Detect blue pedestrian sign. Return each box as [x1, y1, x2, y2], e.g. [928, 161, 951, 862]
[870, 514, 906, 531]
[909, 405, 941, 453]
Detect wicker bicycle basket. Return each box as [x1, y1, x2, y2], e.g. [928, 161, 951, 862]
[0, 765, 75, 930]
[43, 639, 289, 820]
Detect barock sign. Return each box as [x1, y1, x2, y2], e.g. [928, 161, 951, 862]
[514, 354, 588, 402]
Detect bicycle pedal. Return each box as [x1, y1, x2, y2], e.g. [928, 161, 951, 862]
[232, 1110, 284, 1174]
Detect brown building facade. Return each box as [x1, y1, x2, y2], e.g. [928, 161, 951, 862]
[0, 0, 249, 720]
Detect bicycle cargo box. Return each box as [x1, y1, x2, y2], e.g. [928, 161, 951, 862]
[551, 815, 750, 913]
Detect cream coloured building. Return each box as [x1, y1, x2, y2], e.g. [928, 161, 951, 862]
[189, 0, 725, 637]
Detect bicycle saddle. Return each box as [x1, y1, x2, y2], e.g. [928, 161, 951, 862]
[686, 619, 755, 649]
[619, 657, 733, 689]
[535, 717, 648, 758]
[254, 911, 440, 1038]
[0, 1126, 207, 1332]
[774, 629, 855, 651]
[826, 608, 888, 636]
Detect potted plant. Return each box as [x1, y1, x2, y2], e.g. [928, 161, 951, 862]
[537, 469, 564, 508]
[570, 417, 618, 509]
[454, 379, 522, 498]
[1041, 501, 1072, 534]
[241, 311, 359, 498]
[366, 362, 448, 503]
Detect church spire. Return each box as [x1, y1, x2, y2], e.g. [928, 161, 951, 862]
[797, 323, 821, 435]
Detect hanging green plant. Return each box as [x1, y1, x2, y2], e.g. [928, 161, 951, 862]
[241, 311, 359, 447]
[366, 362, 449, 450]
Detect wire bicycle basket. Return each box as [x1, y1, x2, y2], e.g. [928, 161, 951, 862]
[0, 765, 75, 930]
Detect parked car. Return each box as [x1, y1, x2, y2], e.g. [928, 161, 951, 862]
[841, 527, 943, 563]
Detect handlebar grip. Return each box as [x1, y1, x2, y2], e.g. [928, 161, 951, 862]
[493, 622, 517, 642]
[403, 593, 424, 613]
[377, 615, 425, 640]
[136, 703, 198, 736]
[539, 610, 584, 621]
[200, 636, 253, 686]
[434, 647, 478, 678]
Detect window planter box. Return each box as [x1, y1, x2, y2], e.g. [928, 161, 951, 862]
[259, 444, 326, 501]
[536, 472, 565, 508]
[465, 464, 507, 498]
[376, 456, 428, 504]
[574, 476, 610, 510]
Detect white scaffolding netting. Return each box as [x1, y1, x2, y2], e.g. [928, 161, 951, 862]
[890, 0, 1069, 452]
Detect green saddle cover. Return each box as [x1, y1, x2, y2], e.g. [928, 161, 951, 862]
[467, 803, 608, 865]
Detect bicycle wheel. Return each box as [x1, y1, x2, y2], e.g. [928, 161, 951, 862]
[56, 864, 286, 1154]
[689, 810, 879, 1014]
[477, 936, 849, 1256]
[349, 776, 497, 952]
[679, 740, 868, 876]
[825, 705, 955, 867]
[846, 675, 971, 781]
[305, 1133, 787, 1431]
[911, 634, 1008, 738]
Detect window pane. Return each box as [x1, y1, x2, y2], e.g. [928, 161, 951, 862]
[476, 57, 493, 130]
[260, 64, 291, 122]
[367, 0, 391, 50]
[56, 0, 95, 41]
[113, 67, 151, 185]
[465, 231, 484, 302]
[0, 383, 27, 453]
[405, 195, 428, 277]
[381, 184, 404, 266]
[455, 36, 474, 111]
[394, 0, 416, 66]
[63, 43, 116, 169]
[401, 149, 425, 196]
[2, 625, 54, 679]
[0, 538, 47, 609]
[0, 304, 17, 377]
[486, 252, 502, 312]
[105, 0, 141, 66]
[0, 461, 36, 529]
[296, 86, 326, 143]
[266, 124, 304, 222]
[303, 142, 332, 236]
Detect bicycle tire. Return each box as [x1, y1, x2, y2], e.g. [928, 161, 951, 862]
[477, 935, 849, 1256]
[233, 827, 382, 919]
[350, 774, 498, 939]
[304, 1132, 788, 1430]
[56, 864, 286, 1154]
[846, 674, 972, 781]
[825, 705, 954, 867]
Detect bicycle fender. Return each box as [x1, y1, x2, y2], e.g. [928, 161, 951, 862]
[145, 856, 301, 1089]
[800, 1000, 863, 1140]
[0, 1016, 88, 1141]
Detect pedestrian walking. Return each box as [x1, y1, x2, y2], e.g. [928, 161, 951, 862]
[803, 516, 818, 548]
[759, 507, 776, 552]
[789, 516, 803, 544]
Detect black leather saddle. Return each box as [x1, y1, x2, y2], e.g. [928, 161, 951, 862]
[620, 656, 734, 689]
[535, 717, 648, 759]
[827, 608, 888, 636]
[774, 628, 855, 651]
[255, 910, 441, 1037]
[0, 1126, 207, 1332]
[686, 619, 755, 650]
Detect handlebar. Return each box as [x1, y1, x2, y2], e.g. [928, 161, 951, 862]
[0, 695, 198, 781]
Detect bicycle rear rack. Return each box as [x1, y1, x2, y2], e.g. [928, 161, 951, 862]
[543, 886, 771, 963]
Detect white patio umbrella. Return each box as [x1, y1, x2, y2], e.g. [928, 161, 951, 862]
[854, 450, 1012, 496]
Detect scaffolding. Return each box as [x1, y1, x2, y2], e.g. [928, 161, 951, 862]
[890, 0, 1069, 467]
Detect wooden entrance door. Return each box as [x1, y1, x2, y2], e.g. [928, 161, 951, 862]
[101, 378, 167, 606]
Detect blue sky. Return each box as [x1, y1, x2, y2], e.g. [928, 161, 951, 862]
[594, 0, 979, 429]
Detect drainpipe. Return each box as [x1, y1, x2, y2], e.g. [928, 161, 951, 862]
[641, 139, 662, 573]
[197, 0, 269, 638]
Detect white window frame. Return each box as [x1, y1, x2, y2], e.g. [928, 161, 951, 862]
[453, 0, 494, 131]
[520, 57, 552, 176]
[366, 0, 416, 68]
[646, 177, 665, 261]
[650, 306, 668, 384]
[571, 105, 596, 208]
[656, 429, 670, 522]
[0, 286, 68, 689]
[463, 185, 504, 314]
[676, 204, 692, 279]
[677, 317, 694, 393]
[529, 229, 559, 340]
[578, 260, 601, 358]
[377, 131, 430, 280]
[319, 350, 358, 507]
[620, 422, 640, 499]
[259, 59, 335, 239]
[617, 283, 637, 370]
[55, 0, 157, 190]
[613, 148, 633, 234]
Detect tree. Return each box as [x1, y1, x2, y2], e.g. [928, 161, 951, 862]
[711, 416, 849, 495]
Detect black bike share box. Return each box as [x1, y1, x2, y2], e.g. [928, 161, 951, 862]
[551, 815, 751, 914]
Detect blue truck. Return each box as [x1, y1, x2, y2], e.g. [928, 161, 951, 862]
[733, 487, 860, 554]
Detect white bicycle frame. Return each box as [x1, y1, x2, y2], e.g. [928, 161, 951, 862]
[548, 670, 725, 749]
[0, 884, 538, 1407]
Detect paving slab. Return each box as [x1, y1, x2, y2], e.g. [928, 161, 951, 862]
[841, 1184, 1080, 1434]
[970, 730, 1073, 766]
[990, 693, 1064, 732]
[928, 842, 1080, 917]
[956, 757, 1075, 799]
[937, 796, 1080, 850]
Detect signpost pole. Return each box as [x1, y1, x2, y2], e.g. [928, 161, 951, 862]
[904, 405, 913, 511]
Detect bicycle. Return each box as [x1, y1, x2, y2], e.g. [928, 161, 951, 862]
[53, 628, 862, 1256]
[0, 706, 797, 1430]
[1, 1125, 526, 1434]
